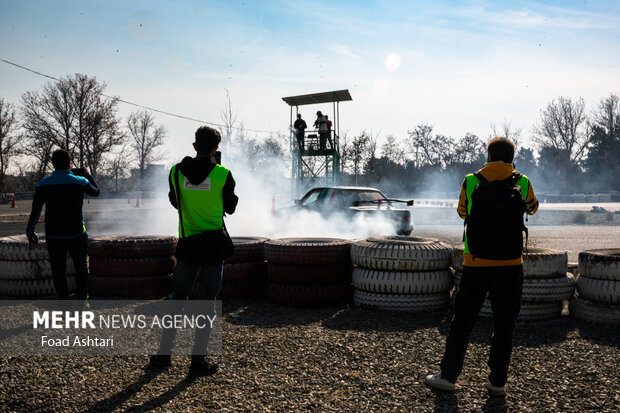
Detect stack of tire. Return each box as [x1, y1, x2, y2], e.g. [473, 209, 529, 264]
[218, 237, 268, 299]
[571, 249, 620, 325]
[452, 245, 575, 321]
[264, 238, 352, 307]
[351, 236, 453, 311]
[0, 235, 75, 298]
[87, 236, 177, 298]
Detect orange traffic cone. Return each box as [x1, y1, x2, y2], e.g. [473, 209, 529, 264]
[10, 195, 16, 208]
[271, 196, 276, 217]
[135, 196, 140, 208]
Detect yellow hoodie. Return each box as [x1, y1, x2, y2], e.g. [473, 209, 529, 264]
[458, 161, 539, 267]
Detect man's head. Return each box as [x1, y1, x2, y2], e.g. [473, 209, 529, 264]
[487, 137, 515, 163]
[194, 126, 221, 155]
[316, 111, 322, 117]
[51, 150, 71, 170]
[297, 114, 302, 119]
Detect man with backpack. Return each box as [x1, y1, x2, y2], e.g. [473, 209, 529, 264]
[425, 137, 538, 397]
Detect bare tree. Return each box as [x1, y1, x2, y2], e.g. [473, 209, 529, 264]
[591, 93, 620, 138]
[126, 110, 167, 178]
[20, 73, 124, 178]
[380, 134, 406, 165]
[102, 145, 131, 192]
[347, 132, 369, 183]
[219, 88, 239, 154]
[533, 96, 589, 163]
[490, 120, 522, 147]
[407, 124, 453, 168]
[339, 131, 350, 173]
[0, 98, 21, 193]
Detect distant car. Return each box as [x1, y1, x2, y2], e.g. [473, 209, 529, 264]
[293, 186, 414, 235]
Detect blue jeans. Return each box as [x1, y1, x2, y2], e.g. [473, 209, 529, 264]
[158, 260, 223, 362]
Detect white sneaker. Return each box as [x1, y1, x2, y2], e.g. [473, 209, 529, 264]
[424, 374, 456, 392]
[486, 380, 506, 397]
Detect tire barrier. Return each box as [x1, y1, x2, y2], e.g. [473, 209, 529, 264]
[352, 237, 453, 312]
[225, 236, 269, 264]
[351, 236, 452, 271]
[480, 300, 563, 322]
[265, 238, 352, 265]
[190, 238, 269, 300]
[264, 238, 353, 307]
[453, 271, 575, 302]
[0, 235, 50, 261]
[0, 235, 76, 298]
[217, 261, 267, 299]
[452, 246, 574, 321]
[87, 235, 178, 259]
[88, 235, 176, 298]
[572, 249, 620, 323]
[216, 237, 269, 299]
[353, 290, 449, 312]
[578, 249, 620, 281]
[0, 276, 76, 298]
[452, 246, 568, 278]
[569, 296, 620, 326]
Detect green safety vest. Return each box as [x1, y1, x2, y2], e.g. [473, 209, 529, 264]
[171, 164, 230, 238]
[463, 173, 530, 254]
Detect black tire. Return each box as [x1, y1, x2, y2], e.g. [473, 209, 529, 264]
[218, 279, 265, 299]
[452, 246, 568, 278]
[0, 276, 76, 298]
[522, 274, 576, 302]
[264, 281, 352, 307]
[89, 256, 176, 278]
[88, 236, 177, 258]
[578, 249, 620, 281]
[352, 268, 452, 294]
[480, 300, 563, 321]
[223, 261, 267, 283]
[267, 263, 352, 284]
[353, 290, 449, 312]
[351, 236, 451, 271]
[89, 274, 172, 298]
[0, 235, 49, 260]
[454, 272, 575, 301]
[225, 237, 269, 264]
[576, 275, 620, 305]
[0, 259, 75, 280]
[264, 238, 352, 265]
[522, 248, 568, 278]
[569, 296, 620, 325]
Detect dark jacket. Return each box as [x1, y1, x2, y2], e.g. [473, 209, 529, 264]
[26, 170, 100, 238]
[168, 156, 238, 214]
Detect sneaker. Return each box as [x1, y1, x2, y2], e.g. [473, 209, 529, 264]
[424, 374, 456, 392]
[486, 380, 506, 397]
[188, 360, 218, 377]
[147, 354, 171, 369]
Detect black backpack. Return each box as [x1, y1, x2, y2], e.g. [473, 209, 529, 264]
[465, 172, 527, 260]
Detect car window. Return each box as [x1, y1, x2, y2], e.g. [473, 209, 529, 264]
[357, 191, 386, 203]
[300, 189, 322, 206]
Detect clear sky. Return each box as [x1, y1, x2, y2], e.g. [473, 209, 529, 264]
[1, 0, 619, 164]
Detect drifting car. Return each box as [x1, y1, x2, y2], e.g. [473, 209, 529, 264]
[293, 186, 414, 235]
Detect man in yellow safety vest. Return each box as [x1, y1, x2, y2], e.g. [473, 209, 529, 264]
[149, 126, 238, 376]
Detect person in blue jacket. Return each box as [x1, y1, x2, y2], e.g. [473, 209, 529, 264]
[26, 149, 100, 300]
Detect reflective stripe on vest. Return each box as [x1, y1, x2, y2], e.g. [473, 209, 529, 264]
[463, 173, 529, 254]
[171, 164, 229, 237]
